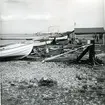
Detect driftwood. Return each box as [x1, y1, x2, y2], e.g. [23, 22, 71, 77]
[42, 44, 92, 62]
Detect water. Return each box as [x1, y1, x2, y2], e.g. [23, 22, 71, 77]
[0, 33, 50, 45]
[0, 34, 33, 45]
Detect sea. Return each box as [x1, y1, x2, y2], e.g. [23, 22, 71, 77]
[0, 33, 50, 46]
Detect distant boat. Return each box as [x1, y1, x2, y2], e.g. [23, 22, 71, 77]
[0, 43, 33, 60]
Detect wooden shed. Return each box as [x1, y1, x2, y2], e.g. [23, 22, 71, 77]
[74, 27, 105, 45]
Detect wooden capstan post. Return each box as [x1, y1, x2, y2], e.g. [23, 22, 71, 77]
[89, 40, 95, 65]
[77, 40, 95, 65]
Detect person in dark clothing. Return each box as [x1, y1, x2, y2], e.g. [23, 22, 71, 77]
[51, 37, 56, 44]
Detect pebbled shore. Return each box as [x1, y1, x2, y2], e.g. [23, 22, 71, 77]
[1, 60, 105, 105]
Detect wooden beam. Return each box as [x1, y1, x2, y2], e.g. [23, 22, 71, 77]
[77, 46, 89, 62]
[42, 44, 92, 62]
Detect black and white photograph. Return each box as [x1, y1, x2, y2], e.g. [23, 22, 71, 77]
[0, 0, 105, 105]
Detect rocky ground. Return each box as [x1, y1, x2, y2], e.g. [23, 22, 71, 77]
[0, 59, 105, 105]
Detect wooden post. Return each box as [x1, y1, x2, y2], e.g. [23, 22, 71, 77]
[104, 34, 105, 45]
[89, 40, 95, 65]
[45, 42, 49, 54]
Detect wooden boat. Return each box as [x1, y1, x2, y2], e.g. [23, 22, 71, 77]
[0, 43, 33, 59]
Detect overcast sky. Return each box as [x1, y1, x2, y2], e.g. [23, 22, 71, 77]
[0, 0, 104, 34]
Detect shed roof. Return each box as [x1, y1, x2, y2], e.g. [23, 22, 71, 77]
[62, 30, 74, 35]
[74, 27, 104, 35]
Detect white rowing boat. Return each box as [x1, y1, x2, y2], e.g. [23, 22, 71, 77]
[0, 43, 33, 59]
